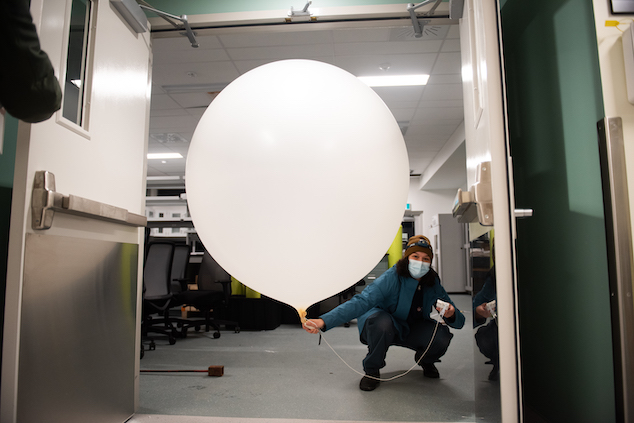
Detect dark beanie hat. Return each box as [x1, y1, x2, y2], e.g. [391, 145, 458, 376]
[403, 235, 433, 260]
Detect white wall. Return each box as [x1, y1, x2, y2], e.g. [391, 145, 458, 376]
[407, 179, 459, 236]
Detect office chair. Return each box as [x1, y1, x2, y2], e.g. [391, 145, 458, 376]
[141, 242, 178, 347]
[172, 251, 240, 338]
[171, 243, 191, 294]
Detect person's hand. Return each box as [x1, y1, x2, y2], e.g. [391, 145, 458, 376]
[475, 303, 491, 319]
[303, 318, 324, 334]
[437, 303, 455, 319]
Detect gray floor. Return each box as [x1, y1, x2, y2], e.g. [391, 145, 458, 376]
[132, 295, 498, 423]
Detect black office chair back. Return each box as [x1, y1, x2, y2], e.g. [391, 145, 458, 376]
[143, 242, 174, 299]
[198, 252, 231, 292]
[170, 244, 190, 294]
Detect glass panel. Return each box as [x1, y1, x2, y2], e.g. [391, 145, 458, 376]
[470, 229, 501, 422]
[62, 0, 91, 125]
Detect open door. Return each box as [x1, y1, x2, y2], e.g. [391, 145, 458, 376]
[458, 0, 523, 421]
[1, 0, 151, 422]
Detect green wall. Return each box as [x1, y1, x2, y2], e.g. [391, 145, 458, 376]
[0, 115, 17, 379]
[501, 1, 616, 422]
[1, 116, 17, 188]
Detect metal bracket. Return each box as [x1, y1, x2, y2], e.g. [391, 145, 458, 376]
[288, 1, 312, 17]
[31, 171, 147, 230]
[407, 0, 442, 38]
[472, 161, 493, 226]
[452, 161, 493, 226]
[452, 188, 477, 223]
[138, 4, 199, 48]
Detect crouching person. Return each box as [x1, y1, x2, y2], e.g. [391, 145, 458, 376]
[303, 235, 465, 391]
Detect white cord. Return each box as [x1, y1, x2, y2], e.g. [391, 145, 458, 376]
[305, 319, 441, 382]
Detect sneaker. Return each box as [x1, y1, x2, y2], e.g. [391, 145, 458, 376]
[359, 372, 380, 391]
[421, 362, 440, 378]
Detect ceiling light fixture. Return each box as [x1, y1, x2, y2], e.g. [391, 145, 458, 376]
[147, 153, 183, 159]
[358, 74, 430, 87]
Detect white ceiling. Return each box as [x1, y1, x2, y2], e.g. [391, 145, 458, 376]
[147, 21, 466, 188]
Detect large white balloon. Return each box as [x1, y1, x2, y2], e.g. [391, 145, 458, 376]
[186, 59, 409, 319]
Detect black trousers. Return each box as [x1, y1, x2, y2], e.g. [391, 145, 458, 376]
[475, 319, 499, 363]
[359, 310, 453, 374]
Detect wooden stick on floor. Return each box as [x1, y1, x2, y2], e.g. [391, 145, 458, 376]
[140, 365, 224, 377]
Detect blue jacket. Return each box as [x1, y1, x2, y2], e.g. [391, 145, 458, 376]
[320, 266, 465, 340]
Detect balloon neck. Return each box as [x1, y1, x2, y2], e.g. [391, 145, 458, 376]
[297, 308, 308, 324]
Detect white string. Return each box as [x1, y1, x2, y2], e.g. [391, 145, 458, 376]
[305, 319, 441, 382]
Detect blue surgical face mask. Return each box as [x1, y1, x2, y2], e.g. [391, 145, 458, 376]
[408, 259, 430, 279]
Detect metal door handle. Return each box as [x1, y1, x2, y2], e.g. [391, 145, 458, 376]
[31, 170, 147, 230]
[514, 209, 533, 218]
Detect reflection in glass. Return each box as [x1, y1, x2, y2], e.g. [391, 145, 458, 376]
[62, 0, 92, 125]
[470, 231, 501, 422]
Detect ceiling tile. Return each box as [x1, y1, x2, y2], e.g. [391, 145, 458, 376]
[390, 108, 416, 122]
[153, 48, 231, 65]
[389, 25, 450, 41]
[152, 85, 166, 95]
[150, 114, 199, 132]
[421, 84, 463, 101]
[149, 108, 191, 117]
[333, 27, 391, 43]
[412, 106, 463, 122]
[334, 53, 437, 76]
[153, 35, 223, 51]
[334, 40, 443, 56]
[152, 61, 240, 86]
[219, 30, 334, 48]
[150, 94, 181, 110]
[186, 107, 207, 118]
[233, 56, 337, 75]
[446, 25, 460, 39]
[432, 52, 462, 74]
[371, 86, 425, 103]
[441, 38, 461, 53]
[169, 92, 215, 108]
[406, 123, 460, 139]
[418, 99, 464, 108]
[227, 44, 334, 61]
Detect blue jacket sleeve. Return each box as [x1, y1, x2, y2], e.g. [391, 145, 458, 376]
[319, 268, 399, 331]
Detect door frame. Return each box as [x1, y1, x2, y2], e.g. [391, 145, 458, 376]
[141, 2, 521, 422]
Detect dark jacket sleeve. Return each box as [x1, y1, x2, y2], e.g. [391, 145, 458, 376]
[0, 0, 62, 123]
[319, 268, 397, 331]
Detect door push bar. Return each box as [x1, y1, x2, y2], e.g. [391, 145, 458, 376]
[31, 170, 147, 230]
[452, 161, 533, 226]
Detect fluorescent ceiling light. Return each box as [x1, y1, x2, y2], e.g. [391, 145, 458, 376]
[147, 176, 182, 181]
[147, 153, 183, 159]
[358, 74, 429, 87]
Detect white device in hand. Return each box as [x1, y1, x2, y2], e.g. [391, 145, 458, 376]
[436, 299, 450, 317]
[486, 300, 497, 319]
